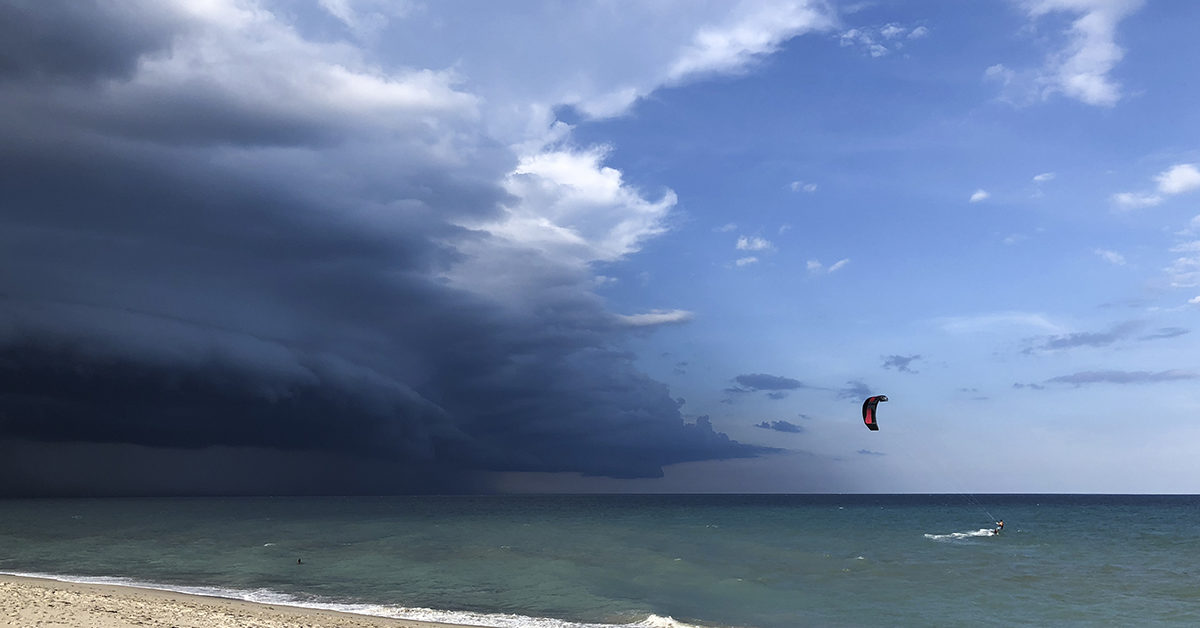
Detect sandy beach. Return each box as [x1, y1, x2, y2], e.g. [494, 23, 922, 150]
[0, 574, 472, 628]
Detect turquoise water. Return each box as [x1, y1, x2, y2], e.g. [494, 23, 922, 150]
[1, 495, 1198, 627]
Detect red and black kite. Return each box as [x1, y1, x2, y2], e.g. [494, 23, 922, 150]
[862, 395, 888, 431]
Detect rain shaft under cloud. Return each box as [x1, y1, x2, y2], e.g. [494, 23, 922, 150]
[0, 1, 772, 495]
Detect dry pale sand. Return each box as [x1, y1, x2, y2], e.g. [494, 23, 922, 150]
[0, 574, 474, 628]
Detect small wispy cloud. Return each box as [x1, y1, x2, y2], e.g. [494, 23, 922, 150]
[1003, 233, 1029, 246]
[1024, 321, 1137, 353]
[1021, 320, 1182, 354]
[1113, 192, 1162, 209]
[755, 420, 804, 433]
[666, 2, 835, 87]
[715, 222, 738, 233]
[735, 373, 806, 391]
[937, 311, 1062, 335]
[616, 309, 695, 327]
[1033, 172, 1056, 183]
[840, 23, 927, 57]
[1094, 249, 1126, 265]
[737, 235, 774, 251]
[1139, 328, 1188, 341]
[1181, 214, 1200, 236]
[1046, 370, 1198, 386]
[882, 354, 921, 373]
[790, 181, 818, 193]
[969, 189, 990, 203]
[838, 380, 871, 400]
[319, 0, 412, 41]
[839, 28, 889, 57]
[857, 449, 886, 456]
[736, 256, 759, 267]
[807, 258, 849, 274]
[1167, 240, 1200, 287]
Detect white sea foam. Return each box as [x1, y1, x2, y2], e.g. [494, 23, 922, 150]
[636, 615, 706, 628]
[923, 528, 996, 541]
[1, 571, 711, 628]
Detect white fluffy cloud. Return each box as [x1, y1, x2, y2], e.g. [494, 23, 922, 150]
[475, 147, 676, 268]
[1028, 0, 1144, 106]
[1113, 163, 1200, 210]
[996, 0, 1144, 107]
[1155, 164, 1200, 195]
[668, 2, 832, 83]
[970, 189, 990, 203]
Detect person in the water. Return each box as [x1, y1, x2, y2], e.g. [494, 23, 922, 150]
[993, 520, 1005, 535]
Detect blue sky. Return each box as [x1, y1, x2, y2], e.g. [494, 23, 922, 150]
[2, 0, 1198, 495]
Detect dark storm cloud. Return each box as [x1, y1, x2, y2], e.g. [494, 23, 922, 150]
[0, 4, 767, 495]
[1043, 370, 1198, 386]
[881, 354, 920, 373]
[734, 373, 805, 391]
[754, 420, 803, 433]
[0, 1, 184, 84]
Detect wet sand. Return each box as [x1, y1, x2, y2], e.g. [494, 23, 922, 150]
[0, 574, 471, 628]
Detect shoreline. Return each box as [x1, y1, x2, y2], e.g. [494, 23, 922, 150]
[0, 573, 474, 628]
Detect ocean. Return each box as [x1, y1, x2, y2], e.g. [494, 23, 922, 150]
[1, 494, 1198, 627]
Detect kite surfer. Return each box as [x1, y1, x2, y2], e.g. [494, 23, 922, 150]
[992, 520, 1004, 535]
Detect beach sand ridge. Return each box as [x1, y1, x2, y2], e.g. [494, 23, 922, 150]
[0, 574, 468, 628]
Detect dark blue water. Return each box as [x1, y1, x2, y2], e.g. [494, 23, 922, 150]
[2, 495, 1198, 627]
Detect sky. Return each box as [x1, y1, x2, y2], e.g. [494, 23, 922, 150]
[2, 0, 1198, 496]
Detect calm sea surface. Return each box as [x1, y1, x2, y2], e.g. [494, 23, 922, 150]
[1, 495, 1198, 627]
